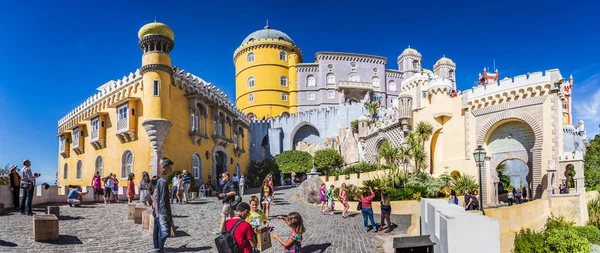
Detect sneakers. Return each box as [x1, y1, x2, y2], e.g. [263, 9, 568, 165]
[69, 203, 73, 207]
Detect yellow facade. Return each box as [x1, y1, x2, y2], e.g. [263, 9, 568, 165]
[57, 22, 249, 187]
[234, 27, 302, 119]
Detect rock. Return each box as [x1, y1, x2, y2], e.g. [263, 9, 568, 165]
[295, 142, 320, 156]
[292, 177, 324, 204]
[338, 128, 360, 165]
[592, 244, 600, 253]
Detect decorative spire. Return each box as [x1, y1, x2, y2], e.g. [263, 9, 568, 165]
[264, 19, 270, 29]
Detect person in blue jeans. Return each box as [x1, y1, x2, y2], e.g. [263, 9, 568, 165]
[360, 186, 377, 231]
[20, 160, 38, 215]
[153, 157, 175, 253]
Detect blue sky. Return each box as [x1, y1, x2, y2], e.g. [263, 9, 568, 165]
[0, 1, 598, 185]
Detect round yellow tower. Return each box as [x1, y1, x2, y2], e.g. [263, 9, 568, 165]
[234, 25, 302, 119]
[138, 21, 175, 118]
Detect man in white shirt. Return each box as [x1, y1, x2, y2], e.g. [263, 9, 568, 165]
[20, 160, 38, 215]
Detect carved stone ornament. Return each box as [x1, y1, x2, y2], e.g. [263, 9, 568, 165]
[142, 118, 173, 152]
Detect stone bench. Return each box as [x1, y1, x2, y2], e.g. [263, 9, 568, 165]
[33, 214, 59, 241]
[142, 209, 153, 230]
[46, 206, 60, 218]
[134, 204, 146, 224]
[127, 203, 136, 220]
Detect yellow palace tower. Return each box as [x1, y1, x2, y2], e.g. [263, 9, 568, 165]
[234, 25, 302, 119]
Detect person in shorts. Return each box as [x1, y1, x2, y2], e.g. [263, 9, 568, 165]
[218, 172, 238, 234]
[67, 186, 88, 207]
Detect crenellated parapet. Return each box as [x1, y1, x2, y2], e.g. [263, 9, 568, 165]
[296, 63, 319, 72]
[462, 69, 563, 110]
[57, 69, 143, 133]
[400, 72, 430, 92]
[359, 108, 401, 139]
[315, 52, 387, 65]
[233, 38, 303, 63]
[270, 102, 363, 129]
[172, 67, 249, 126]
[427, 78, 454, 95]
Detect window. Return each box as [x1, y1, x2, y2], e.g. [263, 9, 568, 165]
[234, 132, 239, 149]
[307, 75, 316, 87]
[76, 160, 82, 180]
[153, 80, 160, 96]
[349, 62, 358, 68]
[282, 92, 288, 101]
[191, 154, 201, 179]
[279, 50, 287, 61]
[247, 52, 254, 62]
[422, 91, 428, 98]
[247, 76, 255, 88]
[59, 136, 65, 153]
[121, 150, 133, 179]
[280, 75, 288, 87]
[281, 112, 290, 117]
[372, 77, 380, 87]
[117, 103, 129, 132]
[95, 156, 103, 176]
[412, 60, 419, 69]
[190, 110, 199, 132]
[327, 64, 334, 69]
[248, 93, 254, 102]
[308, 92, 315, 100]
[349, 73, 360, 82]
[449, 70, 455, 79]
[388, 80, 397, 91]
[247, 113, 256, 120]
[326, 73, 335, 84]
[91, 117, 99, 140]
[328, 91, 335, 99]
[63, 163, 68, 180]
[73, 128, 80, 148]
[373, 68, 378, 73]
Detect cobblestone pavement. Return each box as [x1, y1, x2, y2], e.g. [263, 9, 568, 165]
[0, 186, 410, 253]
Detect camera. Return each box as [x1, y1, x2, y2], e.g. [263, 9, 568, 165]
[34, 173, 41, 177]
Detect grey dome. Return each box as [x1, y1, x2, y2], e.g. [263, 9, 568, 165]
[241, 26, 295, 45]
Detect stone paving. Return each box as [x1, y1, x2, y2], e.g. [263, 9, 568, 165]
[0, 186, 410, 252]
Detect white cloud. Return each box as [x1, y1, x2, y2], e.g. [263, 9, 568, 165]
[573, 73, 600, 139]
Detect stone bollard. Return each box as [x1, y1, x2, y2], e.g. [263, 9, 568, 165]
[33, 214, 59, 242]
[46, 206, 60, 218]
[148, 210, 155, 232]
[127, 203, 136, 220]
[191, 192, 198, 199]
[0, 202, 4, 215]
[142, 209, 153, 230]
[134, 204, 145, 224]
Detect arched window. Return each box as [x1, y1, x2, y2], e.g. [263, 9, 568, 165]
[95, 156, 103, 176]
[247, 76, 255, 88]
[281, 92, 288, 101]
[247, 52, 254, 62]
[280, 75, 288, 87]
[76, 160, 82, 180]
[247, 113, 256, 120]
[307, 75, 316, 87]
[348, 72, 360, 82]
[449, 70, 455, 79]
[279, 51, 287, 61]
[121, 150, 134, 179]
[235, 163, 241, 178]
[372, 76, 380, 87]
[326, 73, 336, 84]
[281, 112, 290, 117]
[412, 60, 419, 69]
[63, 163, 68, 180]
[388, 80, 397, 91]
[191, 154, 201, 179]
[248, 93, 254, 102]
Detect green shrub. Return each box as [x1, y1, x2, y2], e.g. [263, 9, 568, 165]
[574, 225, 600, 244]
[314, 149, 344, 175]
[544, 227, 590, 253]
[588, 196, 600, 229]
[247, 158, 280, 187]
[350, 120, 358, 133]
[512, 228, 546, 253]
[274, 150, 312, 173]
[333, 184, 362, 202]
[452, 174, 479, 194]
[343, 162, 378, 174]
[544, 215, 574, 231]
[450, 170, 461, 180]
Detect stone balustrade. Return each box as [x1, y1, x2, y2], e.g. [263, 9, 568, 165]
[0, 185, 136, 209]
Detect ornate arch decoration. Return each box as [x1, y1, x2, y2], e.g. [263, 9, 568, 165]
[476, 111, 543, 149]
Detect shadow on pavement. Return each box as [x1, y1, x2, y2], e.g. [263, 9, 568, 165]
[301, 243, 332, 253]
[167, 246, 212, 252]
[173, 215, 189, 218]
[173, 230, 191, 237]
[46, 235, 83, 245]
[59, 215, 85, 221]
[0, 239, 17, 247]
[186, 201, 210, 205]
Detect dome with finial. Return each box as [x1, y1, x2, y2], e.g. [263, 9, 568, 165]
[241, 25, 295, 46]
[401, 46, 421, 56]
[138, 21, 174, 40]
[435, 56, 454, 65]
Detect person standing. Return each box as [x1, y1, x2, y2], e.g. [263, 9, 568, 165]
[448, 189, 458, 205]
[472, 190, 480, 211]
[360, 186, 377, 231]
[507, 188, 514, 206]
[139, 172, 152, 205]
[171, 174, 179, 204]
[232, 173, 240, 192]
[218, 172, 238, 234]
[182, 170, 191, 204]
[91, 171, 103, 203]
[152, 157, 175, 253]
[9, 165, 20, 211]
[103, 173, 114, 204]
[522, 187, 528, 202]
[239, 174, 245, 196]
[20, 160, 38, 215]
[112, 174, 120, 203]
[280, 172, 285, 186]
[224, 202, 256, 253]
[463, 190, 473, 210]
[514, 187, 522, 204]
[127, 173, 136, 204]
[290, 171, 297, 187]
[339, 183, 350, 218]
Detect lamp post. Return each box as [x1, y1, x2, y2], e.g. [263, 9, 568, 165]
[473, 145, 487, 215]
[270, 105, 273, 118]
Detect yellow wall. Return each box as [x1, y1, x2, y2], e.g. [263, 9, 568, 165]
[234, 39, 302, 118]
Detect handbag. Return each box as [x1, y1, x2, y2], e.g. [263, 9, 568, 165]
[20, 181, 32, 189]
[230, 194, 242, 209]
[356, 201, 362, 211]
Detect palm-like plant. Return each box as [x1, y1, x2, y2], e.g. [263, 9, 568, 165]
[364, 101, 379, 121]
[378, 140, 400, 187]
[415, 121, 434, 174]
[398, 145, 412, 186]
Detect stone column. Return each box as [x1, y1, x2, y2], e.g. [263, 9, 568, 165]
[142, 118, 173, 176]
[574, 162, 585, 193]
[546, 160, 557, 196]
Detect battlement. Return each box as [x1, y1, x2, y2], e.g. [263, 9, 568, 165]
[273, 103, 364, 129]
[463, 69, 563, 102]
[560, 151, 584, 161]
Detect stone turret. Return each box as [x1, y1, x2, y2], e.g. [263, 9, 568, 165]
[397, 94, 413, 134]
[398, 46, 422, 78]
[357, 115, 370, 137]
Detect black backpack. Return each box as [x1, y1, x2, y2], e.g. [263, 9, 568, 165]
[215, 219, 244, 253]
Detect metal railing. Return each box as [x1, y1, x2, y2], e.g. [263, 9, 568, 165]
[337, 81, 374, 90]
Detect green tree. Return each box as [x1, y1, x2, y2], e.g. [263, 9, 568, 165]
[0, 163, 12, 185]
[415, 121, 434, 174]
[398, 145, 412, 186]
[496, 163, 511, 190]
[314, 149, 344, 176]
[378, 140, 399, 167]
[364, 101, 379, 121]
[274, 150, 313, 173]
[584, 135, 600, 191]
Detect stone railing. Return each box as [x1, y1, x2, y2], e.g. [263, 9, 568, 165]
[0, 185, 137, 209]
[337, 81, 374, 90]
[319, 169, 392, 189]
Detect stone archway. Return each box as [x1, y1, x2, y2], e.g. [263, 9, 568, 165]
[477, 111, 543, 203]
[430, 128, 442, 174]
[211, 146, 229, 180]
[290, 123, 321, 151]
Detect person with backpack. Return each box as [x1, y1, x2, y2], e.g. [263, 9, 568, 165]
[152, 157, 175, 253]
[218, 172, 239, 234]
[216, 202, 256, 253]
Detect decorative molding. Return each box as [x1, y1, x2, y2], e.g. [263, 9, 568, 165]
[139, 34, 174, 53]
[315, 52, 387, 65]
[140, 64, 173, 76]
[471, 95, 547, 117]
[142, 118, 173, 152]
[234, 41, 302, 62]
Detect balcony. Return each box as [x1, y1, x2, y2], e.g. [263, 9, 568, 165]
[212, 133, 233, 147]
[189, 130, 209, 145]
[71, 128, 85, 155]
[337, 81, 374, 91]
[116, 117, 136, 143]
[90, 129, 106, 150]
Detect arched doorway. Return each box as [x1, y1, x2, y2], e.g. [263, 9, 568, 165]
[497, 159, 529, 190]
[430, 129, 442, 174]
[212, 146, 229, 180]
[215, 151, 226, 173]
[565, 164, 575, 189]
[291, 123, 320, 150]
[261, 135, 271, 160]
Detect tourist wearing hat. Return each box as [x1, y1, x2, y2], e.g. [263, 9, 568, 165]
[20, 160, 39, 215]
[9, 165, 20, 211]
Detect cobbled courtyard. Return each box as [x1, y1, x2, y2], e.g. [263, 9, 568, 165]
[0, 186, 410, 253]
